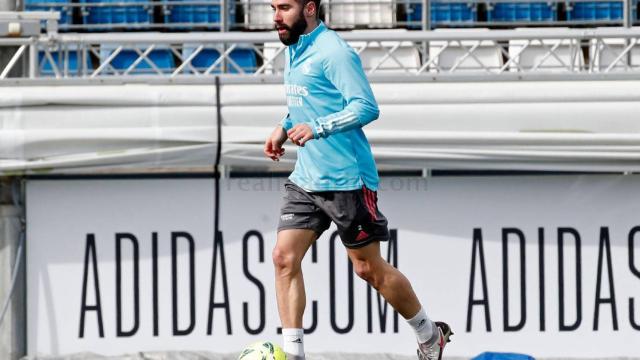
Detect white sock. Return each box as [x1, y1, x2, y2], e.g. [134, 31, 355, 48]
[282, 328, 305, 358]
[407, 307, 434, 344]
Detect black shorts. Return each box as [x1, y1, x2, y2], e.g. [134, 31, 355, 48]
[277, 180, 390, 249]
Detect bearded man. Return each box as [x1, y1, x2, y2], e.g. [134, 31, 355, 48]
[263, 1, 453, 359]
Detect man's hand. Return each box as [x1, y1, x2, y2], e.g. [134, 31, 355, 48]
[264, 126, 288, 161]
[287, 124, 315, 147]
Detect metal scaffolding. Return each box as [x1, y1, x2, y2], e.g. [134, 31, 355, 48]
[2, 24, 640, 82]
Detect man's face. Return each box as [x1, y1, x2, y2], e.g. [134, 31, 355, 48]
[272, 0, 308, 46]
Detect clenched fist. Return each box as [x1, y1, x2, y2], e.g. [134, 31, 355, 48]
[264, 126, 288, 161]
[287, 124, 315, 147]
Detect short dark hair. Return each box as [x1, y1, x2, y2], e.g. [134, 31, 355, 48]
[303, 0, 321, 17]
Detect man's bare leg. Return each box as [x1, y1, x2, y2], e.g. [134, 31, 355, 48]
[346, 241, 421, 317]
[272, 229, 317, 358]
[347, 241, 452, 360]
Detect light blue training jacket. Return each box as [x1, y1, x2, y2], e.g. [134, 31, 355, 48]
[280, 21, 380, 191]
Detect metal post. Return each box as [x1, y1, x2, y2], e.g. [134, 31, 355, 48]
[221, 0, 228, 31]
[623, 0, 633, 66]
[623, 0, 633, 28]
[421, 0, 430, 30]
[78, 43, 84, 77]
[421, 0, 430, 69]
[28, 40, 37, 79]
[221, 0, 228, 72]
[0, 178, 26, 360]
[62, 43, 68, 77]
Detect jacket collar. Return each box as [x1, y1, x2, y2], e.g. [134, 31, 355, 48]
[289, 21, 326, 59]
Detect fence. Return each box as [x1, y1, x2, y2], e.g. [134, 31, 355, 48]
[3, 26, 640, 81]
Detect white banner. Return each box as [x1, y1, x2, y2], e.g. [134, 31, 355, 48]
[26, 175, 640, 358]
[5, 82, 640, 174]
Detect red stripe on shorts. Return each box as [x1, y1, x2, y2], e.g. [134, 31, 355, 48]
[363, 187, 378, 221]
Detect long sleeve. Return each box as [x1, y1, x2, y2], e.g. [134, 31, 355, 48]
[281, 22, 380, 191]
[312, 48, 380, 139]
[280, 113, 293, 131]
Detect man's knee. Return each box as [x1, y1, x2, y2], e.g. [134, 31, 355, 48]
[352, 258, 379, 287]
[272, 246, 301, 277]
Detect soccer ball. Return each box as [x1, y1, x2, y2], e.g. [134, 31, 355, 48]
[238, 341, 287, 360]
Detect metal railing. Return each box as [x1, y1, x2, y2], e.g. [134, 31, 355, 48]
[19, 0, 640, 31]
[3, 26, 640, 82]
[399, 0, 640, 30]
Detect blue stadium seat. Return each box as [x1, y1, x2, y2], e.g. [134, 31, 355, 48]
[39, 50, 93, 76]
[25, 0, 73, 29]
[407, 2, 478, 28]
[81, 0, 152, 28]
[566, 1, 635, 21]
[100, 47, 175, 74]
[163, 0, 235, 28]
[182, 46, 257, 73]
[487, 2, 557, 22]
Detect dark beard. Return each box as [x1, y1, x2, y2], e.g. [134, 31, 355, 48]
[276, 12, 308, 46]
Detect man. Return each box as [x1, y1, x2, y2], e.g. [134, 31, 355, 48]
[263, 0, 453, 359]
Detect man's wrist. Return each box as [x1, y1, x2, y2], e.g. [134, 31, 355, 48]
[312, 124, 324, 139]
[280, 117, 293, 131]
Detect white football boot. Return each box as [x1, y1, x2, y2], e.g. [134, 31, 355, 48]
[416, 321, 453, 360]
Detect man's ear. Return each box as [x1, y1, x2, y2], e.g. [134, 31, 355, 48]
[304, 1, 316, 17]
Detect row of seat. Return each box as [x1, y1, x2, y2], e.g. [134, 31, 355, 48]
[408, 1, 637, 25]
[37, 36, 640, 76]
[25, 0, 235, 29]
[25, 0, 640, 30]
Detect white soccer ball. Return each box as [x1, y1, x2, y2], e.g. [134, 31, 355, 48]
[238, 341, 287, 360]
